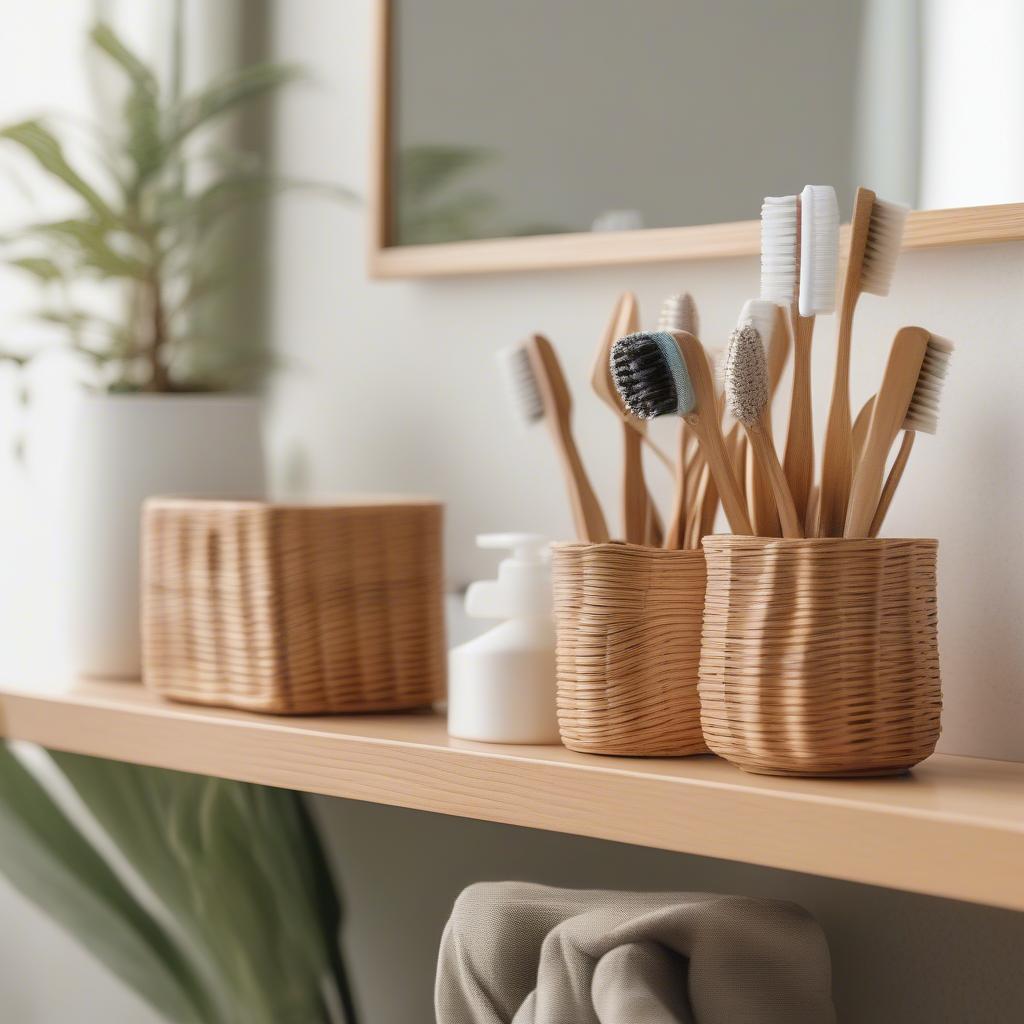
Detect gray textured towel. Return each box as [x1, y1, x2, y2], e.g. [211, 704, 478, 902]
[435, 882, 836, 1024]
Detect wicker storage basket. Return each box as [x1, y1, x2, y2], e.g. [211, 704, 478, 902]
[142, 497, 445, 714]
[551, 542, 707, 756]
[699, 536, 941, 777]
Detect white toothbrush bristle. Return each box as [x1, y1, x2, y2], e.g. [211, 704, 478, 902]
[496, 343, 543, 426]
[760, 195, 798, 304]
[725, 325, 769, 426]
[904, 334, 953, 434]
[738, 298, 778, 351]
[658, 292, 699, 336]
[860, 198, 909, 296]
[798, 184, 840, 316]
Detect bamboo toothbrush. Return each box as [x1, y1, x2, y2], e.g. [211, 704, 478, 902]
[499, 333, 610, 542]
[590, 292, 661, 544]
[725, 323, 803, 538]
[868, 431, 915, 537]
[611, 330, 752, 535]
[657, 293, 700, 548]
[737, 299, 787, 535]
[818, 188, 909, 536]
[761, 187, 839, 525]
[852, 394, 876, 467]
[844, 327, 952, 538]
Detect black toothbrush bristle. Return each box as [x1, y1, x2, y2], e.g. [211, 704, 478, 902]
[611, 332, 677, 420]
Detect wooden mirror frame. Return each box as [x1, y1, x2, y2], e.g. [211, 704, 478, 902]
[369, 0, 1024, 279]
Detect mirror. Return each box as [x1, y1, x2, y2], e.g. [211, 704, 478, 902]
[372, 0, 1024, 275]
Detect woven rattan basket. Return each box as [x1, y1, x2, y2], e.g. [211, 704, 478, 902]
[551, 542, 707, 756]
[699, 536, 941, 777]
[142, 497, 445, 713]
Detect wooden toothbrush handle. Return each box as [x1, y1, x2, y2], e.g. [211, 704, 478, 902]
[869, 431, 916, 537]
[784, 312, 815, 525]
[622, 421, 648, 544]
[664, 420, 688, 549]
[748, 421, 802, 538]
[818, 301, 857, 537]
[548, 417, 609, 543]
[689, 416, 752, 535]
[747, 425, 780, 536]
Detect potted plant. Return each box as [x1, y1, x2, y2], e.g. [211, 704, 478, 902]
[0, 20, 348, 676]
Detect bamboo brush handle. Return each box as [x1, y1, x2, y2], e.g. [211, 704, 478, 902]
[622, 421, 648, 544]
[747, 426, 781, 536]
[645, 497, 664, 546]
[852, 394, 876, 468]
[688, 415, 752, 534]
[664, 421, 688, 549]
[819, 187, 873, 538]
[845, 328, 929, 538]
[817, 299, 857, 536]
[747, 420, 802, 538]
[547, 417, 610, 543]
[783, 310, 815, 525]
[869, 431, 916, 537]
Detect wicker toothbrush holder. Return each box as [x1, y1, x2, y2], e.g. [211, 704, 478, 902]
[141, 496, 445, 714]
[551, 542, 707, 757]
[698, 536, 942, 777]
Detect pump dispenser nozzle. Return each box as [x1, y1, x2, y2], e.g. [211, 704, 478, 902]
[465, 533, 552, 620]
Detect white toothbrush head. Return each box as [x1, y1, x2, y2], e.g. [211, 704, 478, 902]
[496, 341, 543, 426]
[860, 197, 910, 297]
[798, 184, 840, 316]
[657, 293, 699, 337]
[903, 334, 953, 435]
[760, 195, 798, 305]
[724, 325, 770, 426]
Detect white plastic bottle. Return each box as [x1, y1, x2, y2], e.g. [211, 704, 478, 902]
[447, 533, 560, 744]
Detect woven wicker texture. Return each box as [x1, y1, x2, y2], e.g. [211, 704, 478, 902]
[699, 536, 941, 777]
[142, 498, 445, 714]
[552, 542, 707, 756]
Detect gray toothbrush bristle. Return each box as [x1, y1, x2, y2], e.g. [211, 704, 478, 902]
[725, 325, 769, 426]
[496, 343, 543, 425]
[657, 293, 699, 336]
[611, 331, 694, 420]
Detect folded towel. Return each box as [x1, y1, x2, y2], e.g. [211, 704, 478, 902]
[435, 882, 836, 1024]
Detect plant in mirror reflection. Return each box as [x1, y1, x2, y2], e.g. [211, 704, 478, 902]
[395, 143, 567, 244]
[0, 742, 358, 1024]
[0, 13, 352, 394]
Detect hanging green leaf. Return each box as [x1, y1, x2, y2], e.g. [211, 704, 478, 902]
[0, 744, 216, 1023]
[7, 255, 64, 281]
[18, 218, 145, 278]
[0, 120, 113, 221]
[49, 752, 352, 1023]
[90, 23, 163, 188]
[168, 63, 304, 151]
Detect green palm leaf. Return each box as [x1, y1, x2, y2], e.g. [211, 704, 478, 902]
[0, 120, 113, 221]
[0, 744, 215, 1023]
[49, 753, 351, 1023]
[90, 23, 163, 187]
[168, 64, 303, 151]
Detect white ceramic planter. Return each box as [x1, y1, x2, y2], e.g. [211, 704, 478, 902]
[61, 393, 265, 678]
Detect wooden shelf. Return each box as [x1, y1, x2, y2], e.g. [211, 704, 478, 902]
[1, 678, 1022, 912]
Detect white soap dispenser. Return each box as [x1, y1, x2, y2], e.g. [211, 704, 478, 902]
[447, 533, 560, 744]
